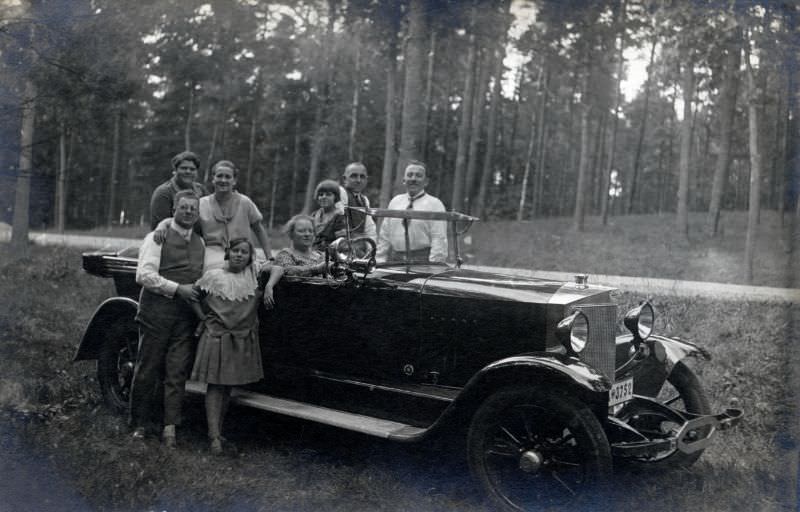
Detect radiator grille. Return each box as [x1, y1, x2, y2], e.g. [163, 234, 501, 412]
[575, 304, 617, 382]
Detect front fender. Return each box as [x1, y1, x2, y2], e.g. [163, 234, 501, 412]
[418, 354, 612, 440]
[73, 297, 138, 362]
[615, 334, 711, 397]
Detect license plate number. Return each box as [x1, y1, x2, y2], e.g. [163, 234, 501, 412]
[609, 377, 634, 406]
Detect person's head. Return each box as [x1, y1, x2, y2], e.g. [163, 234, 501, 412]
[225, 237, 253, 272]
[170, 151, 200, 189]
[284, 214, 315, 251]
[343, 162, 368, 194]
[172, 190, 200, 229]
[402, 161, 428, 197]
[211, 160, 238, 194]
[314, 179, 340, 211]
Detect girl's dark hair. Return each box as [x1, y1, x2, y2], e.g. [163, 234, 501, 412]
[314, 179, 341, 202]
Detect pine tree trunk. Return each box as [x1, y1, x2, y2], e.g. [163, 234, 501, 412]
[464, 51, 490, 213]
[56, 117, 67, 233]
[379, 20, 399, 208]
[394, 0, 428, 190]
[517, 70, 540, 222]
[290, 117, 301, 216]
[106, 106, 121, 229]
[246, 112, 257, 194]
[744, 42, 762, 284]
[269, 149, 280, 231]
[204, 120, 219, 184]
[627, 38, 657, 215]
[676, 45, 695, 237]
[707, 30, 740, 235]
[451, 8, 477, 212]
[475, 7, 510, 220]
[421, 28, 436, 164]
[303, 0, 337, 213]
[533, 70, 549, 218]
[348, 33, 361, 161]
[11, 77, 36, 254]
[602, 0, 626, 225]
[185, 84, 194, 151]
[505, 68, 523, 187]
[573, 70, 592, 232]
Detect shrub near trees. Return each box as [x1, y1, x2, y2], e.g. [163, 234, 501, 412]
[1, 0, 798, 281]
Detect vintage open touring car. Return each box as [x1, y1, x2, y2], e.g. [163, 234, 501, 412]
[76, 207, 742, 511]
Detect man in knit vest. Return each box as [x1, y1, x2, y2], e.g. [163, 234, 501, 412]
[130, 190, 205, 447]
[337, 162, 377, 241]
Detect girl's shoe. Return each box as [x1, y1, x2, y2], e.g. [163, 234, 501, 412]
[210, 437, 223, 455]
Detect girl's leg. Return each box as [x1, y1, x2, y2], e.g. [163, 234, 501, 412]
[206, 384, 225, 444]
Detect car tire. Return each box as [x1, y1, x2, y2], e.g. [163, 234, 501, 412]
[467, 387, 612, 512]
[97, 323, 138, 414]
[625, 361, 712, 470]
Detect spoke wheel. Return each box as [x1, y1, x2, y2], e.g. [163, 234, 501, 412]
[624, 361, 711, 468]
[97, 324, 138, 413]
[468, 387, 611, 511]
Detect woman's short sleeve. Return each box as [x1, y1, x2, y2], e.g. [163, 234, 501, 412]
[241, 194, 263, 224]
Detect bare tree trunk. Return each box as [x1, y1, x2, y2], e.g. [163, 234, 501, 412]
[204, 120, 219, 184]
[627, 38, 657, 214]
[533, 70, 549, 218]
[475, 6, 510, 220]
[185, 84, 194, 151]
[707, 29, 740, 236]
[421, 28, 436, 164]
[464, 52, 490, 213]
[290, 117, 300, 216]
[505, 68, 523, 186]
[106, 106, 121, 229]
[303, 0, 337, 213]
[56, 117, 67, 233]
[516, 87, 537, 222]
[573, 70, 592, 232]
[394, 0, 428, 190]
[451, 7, 477, 211]
[246, 112, 257, 193]
[744, 39, 763, 284]
[591, 112, 607, 214]
[269, 149, 280, 231]
[602, 0, 626, 225]
[348, 32, 361, 161]
[676, 45, 695, 237]
[379, 16, 399, 208]
[11, 76, 36, 254]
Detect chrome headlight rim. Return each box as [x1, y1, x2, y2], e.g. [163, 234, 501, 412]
[624, 301, 655, 341]
[556, 310, 590, 356]
[328, 237, 352, 264]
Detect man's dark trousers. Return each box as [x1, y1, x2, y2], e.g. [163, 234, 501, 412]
[130, 229, 204, 429]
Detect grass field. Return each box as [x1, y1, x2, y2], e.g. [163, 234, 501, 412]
[42, 210, 799, 288]
[0, 245, 796, 511]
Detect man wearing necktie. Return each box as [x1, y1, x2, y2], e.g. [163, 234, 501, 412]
[376, 161, 448, 263]
[338, 162, 377, 241]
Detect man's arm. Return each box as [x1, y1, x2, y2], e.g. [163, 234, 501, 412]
[136, 233, 179, 297]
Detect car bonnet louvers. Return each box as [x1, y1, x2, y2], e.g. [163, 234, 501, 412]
[573, 303, 617, 383]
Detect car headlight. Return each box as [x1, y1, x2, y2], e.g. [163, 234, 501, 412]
[556, 310, 590, 355]
[328, 238, 351, 263]
[624, 301, 655, 341]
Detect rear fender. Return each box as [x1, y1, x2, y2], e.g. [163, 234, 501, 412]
[615, 334, 711, 397]
[74, 297, 138, 361]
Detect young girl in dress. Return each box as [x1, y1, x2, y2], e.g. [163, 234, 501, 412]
[190, 238, 283, 454]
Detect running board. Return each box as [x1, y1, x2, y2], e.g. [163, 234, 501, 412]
[185, 381, 426, 441]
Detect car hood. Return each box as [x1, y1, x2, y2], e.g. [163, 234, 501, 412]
[373, 265, 615, 306]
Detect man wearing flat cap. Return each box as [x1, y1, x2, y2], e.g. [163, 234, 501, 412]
[149, 151, 208, 229]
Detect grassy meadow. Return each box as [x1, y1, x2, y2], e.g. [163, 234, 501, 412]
[0, 238, 796, 511]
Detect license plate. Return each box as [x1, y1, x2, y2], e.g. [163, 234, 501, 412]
[609, 377, 634, 406]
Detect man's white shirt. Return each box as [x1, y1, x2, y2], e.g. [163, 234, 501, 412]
[376, 191, 448, 263]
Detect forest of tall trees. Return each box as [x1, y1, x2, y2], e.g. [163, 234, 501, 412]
[1, 1, 798, 262]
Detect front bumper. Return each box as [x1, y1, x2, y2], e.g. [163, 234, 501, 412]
[606, 395, 743, 459]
